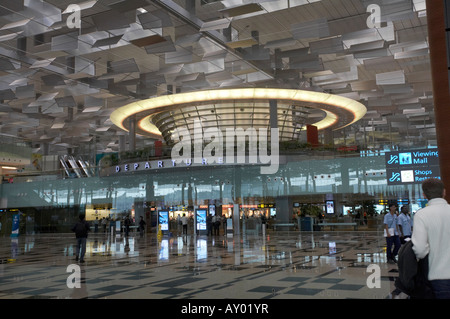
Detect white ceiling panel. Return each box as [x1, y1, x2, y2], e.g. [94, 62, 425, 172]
[0, 0, 435, 153]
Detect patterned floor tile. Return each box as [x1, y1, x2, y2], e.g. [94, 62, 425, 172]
[0, 231, 400, 299]
[285, 287, 323, 296]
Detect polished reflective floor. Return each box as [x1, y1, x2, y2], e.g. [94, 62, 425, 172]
[0, 229, 400, 299]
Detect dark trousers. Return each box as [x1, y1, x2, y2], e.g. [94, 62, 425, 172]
[386, 235, 401, 260]
[431, 280, 450, 299]
[213, 223, 219, 235]
[75, 237, 87, 261]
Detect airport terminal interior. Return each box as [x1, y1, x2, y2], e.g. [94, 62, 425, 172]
[0, 0, 447, 300]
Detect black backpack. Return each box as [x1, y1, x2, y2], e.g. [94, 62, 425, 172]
[395, 240, 434, 298]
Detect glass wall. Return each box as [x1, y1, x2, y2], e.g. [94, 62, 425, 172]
[0, 154, 426, 233]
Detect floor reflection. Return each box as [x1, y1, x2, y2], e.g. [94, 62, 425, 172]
[0, 231, 398, 299]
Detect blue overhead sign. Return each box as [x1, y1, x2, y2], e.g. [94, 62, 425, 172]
[386, 149, 439, 167]
[385, 149, 440, 185]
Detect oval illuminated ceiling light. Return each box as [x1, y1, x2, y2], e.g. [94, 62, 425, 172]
[110, 88, 367, 139]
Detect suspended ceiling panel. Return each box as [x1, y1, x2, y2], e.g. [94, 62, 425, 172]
[0, 0, 436, 154]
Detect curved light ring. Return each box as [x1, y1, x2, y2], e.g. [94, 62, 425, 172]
[306, 110, 338, 131]
[138, 117, 161, 136]
[138, 108, 339, 136]
[111, 88, 366, 134]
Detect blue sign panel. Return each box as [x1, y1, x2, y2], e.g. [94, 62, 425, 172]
[386, 149, 439, 168]
[158, 210, 169, 231]
[11, 214, 20, 237]
[385, 148, 440, 185]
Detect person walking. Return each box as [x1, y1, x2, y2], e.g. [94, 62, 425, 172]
[71, 214, 90, 263]
[124, 215, 131, 237]
[181, 213, 188, 235]
[101, 217, 107, 233]
[206, 214, 213, 236]
[177, 214, 182, 234]
[398, 205, 413, 244]
[384, 202, 401, 264]
[94, 217, 99, 233]
[212, 214, 219, 235]
[261, 213, 267, 236]
[138, 216, 146, 238]
[222, 215, 227, 235]
[412, 178, 450, 299]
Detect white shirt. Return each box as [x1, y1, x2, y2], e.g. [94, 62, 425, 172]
[412, 198, 450, 280]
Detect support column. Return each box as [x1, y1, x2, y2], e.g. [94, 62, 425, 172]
[128, 115, 136, 152]
[426, 0, 450, 201]
[323, 128, 333, 146]
[233, 203, 240, 236]
[42, 143, 49, 156]
[119, 135, 126, 153]
[275, 196, 292, 224]
[269, 99, 278, 129]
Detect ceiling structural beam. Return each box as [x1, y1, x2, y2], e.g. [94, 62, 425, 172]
[152, 0, 274, 82]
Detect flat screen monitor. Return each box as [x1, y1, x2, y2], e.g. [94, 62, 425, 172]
[196, 209, 207, 230]
[158, 210, 169, 231]
[270, 208, 276, 217]
[209, 204, 216, 216]
[326, 200, 334, 214]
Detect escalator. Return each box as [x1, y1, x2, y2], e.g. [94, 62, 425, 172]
[59, 155, 95, 178]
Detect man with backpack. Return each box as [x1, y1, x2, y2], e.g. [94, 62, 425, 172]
[71, 214, 90, 263]
[412, 178, 450, 299]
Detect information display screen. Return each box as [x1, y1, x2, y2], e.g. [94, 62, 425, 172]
[385, 148, 440, 185]
[209, 204, 216, 216]
[326, 201, 334, 214]
[270, 208, 276, 217]
[158, 210, 169, 231]
[196, 209, 207, 230]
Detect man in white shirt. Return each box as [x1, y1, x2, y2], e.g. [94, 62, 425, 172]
[412, 178, 450, 299]
[181, 213, 188, 235]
